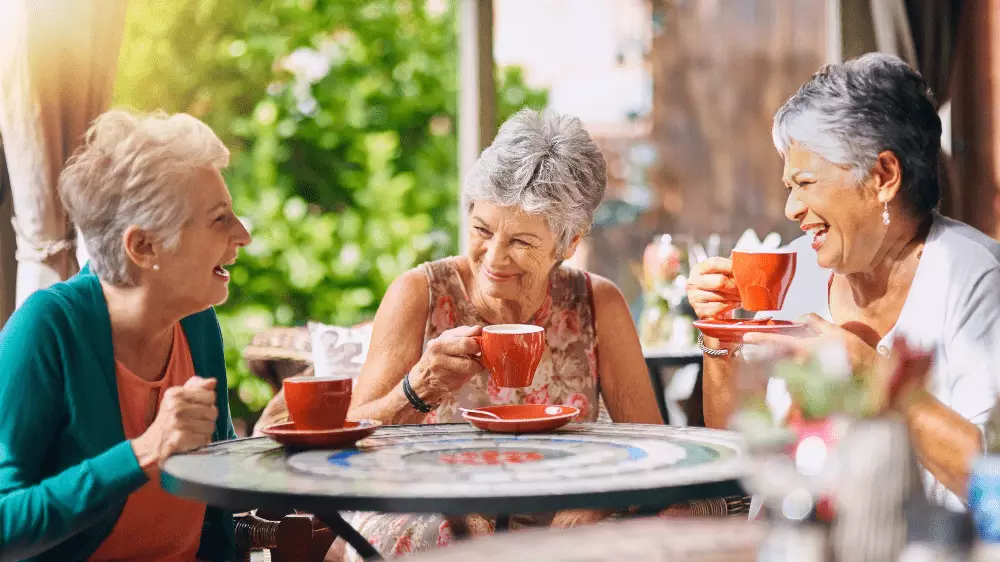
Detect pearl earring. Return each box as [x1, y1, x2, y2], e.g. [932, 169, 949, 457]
[153, 264, 160, 271]
[882, 202, 890, 226]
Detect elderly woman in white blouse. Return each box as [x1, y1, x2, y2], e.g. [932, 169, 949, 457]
[687, 53, 1000, 510]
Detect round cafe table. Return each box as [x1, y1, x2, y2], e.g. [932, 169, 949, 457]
[162, 423, 746, 560]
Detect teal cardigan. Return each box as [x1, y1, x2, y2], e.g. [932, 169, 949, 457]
[0, 266, 236, 561]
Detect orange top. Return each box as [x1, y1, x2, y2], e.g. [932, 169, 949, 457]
[90, 324, 206, 562]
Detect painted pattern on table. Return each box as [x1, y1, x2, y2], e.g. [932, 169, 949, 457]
[170, 424, 744, 500]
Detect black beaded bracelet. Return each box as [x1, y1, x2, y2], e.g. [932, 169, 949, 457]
[403, 372, 436, 413]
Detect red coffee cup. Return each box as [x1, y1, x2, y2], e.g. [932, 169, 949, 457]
[282, 375, 352, 430]
[473, 324, 545, 388]
[731, 250, 797, 312]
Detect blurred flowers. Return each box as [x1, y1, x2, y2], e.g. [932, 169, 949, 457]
[634, 234, 692, 348]
[733, 337, 934, 523]
[642, 234, 683, 287]
[769, 337, 932, 422]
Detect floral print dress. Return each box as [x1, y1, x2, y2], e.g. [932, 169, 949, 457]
[345, 257, 601, 560]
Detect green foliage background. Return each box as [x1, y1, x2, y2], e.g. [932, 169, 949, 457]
[113, 0, 547, 427]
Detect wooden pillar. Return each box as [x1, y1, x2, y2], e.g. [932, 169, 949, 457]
[988, 0, 1000, 239]
[826, 0, 843, 63]
[839, 0, 877, 59]
[951, 0, 1000, 238]
[458, 0, 495, 254]
[0, 140, 14, 326]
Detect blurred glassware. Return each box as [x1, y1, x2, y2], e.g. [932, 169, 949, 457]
[706, 233, 722, 259]
[688, 242, 708, 271]
[971, 455, 1000, 544]
[975, 398, 1000, 550]
[636, 231, 762, 349]
[830, 417, 921, 562]
[756, 523, 828, 562]
[901, 499, 974, 562]
[642, 234, 684, 284]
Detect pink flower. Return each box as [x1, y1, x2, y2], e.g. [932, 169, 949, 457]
[486, 375, 516, 403]
[437, 520, 454, 547]
[388, 515, 408, 535]
[532, 295, 553, 326]
[566, 392, 589, 419]
[548, 309, 582, 350]
[393, 534, 414, 555]
[585, 348, 598, 379]
[548, 352, 591, 396]
[431, 295, 457, 332]
[522, 384, 551, 405]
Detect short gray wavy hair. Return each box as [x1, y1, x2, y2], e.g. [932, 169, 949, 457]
[772, 52, 941, 216]
[464, 109, 607, 255]
[59, 110, 229, 286]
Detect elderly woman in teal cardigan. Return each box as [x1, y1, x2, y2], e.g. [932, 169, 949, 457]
[0, 110, 251, 561]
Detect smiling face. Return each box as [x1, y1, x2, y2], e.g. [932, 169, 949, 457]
[467, 201, 577, 301]
[147, 168, 251, 311]
[782, 143, 890, 273]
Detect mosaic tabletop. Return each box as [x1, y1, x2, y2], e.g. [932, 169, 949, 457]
[162, 423, 747, 514]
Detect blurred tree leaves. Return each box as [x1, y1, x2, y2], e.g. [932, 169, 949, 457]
[114, 0, 547, 426]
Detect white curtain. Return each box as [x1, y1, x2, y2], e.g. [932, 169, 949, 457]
[0, 0, 125, 305]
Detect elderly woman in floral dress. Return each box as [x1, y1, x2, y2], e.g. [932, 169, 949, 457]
[329, 108, 664, 559]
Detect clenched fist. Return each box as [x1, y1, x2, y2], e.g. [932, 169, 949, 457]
[131, 376, 219, 475]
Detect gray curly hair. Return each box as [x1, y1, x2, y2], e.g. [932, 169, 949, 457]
[464, 109, 607, 256]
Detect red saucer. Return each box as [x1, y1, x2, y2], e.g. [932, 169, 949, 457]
[261, 420, 381, 449]
[693, 318, 805, 344]
[462, 404, 580, 434]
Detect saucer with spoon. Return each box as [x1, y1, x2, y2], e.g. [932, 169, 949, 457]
[460, 405, 580, 433]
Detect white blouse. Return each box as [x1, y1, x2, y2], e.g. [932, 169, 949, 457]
[761, 212, 1000, 510]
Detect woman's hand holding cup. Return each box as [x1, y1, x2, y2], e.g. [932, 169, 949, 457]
[686, 257, 743, 320]
[407, 325, 485, 404]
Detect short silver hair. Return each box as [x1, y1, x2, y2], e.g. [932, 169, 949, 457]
[464, 109, 607, 255]
[59, 110, 229, 286]
[772, 52, 941, 216]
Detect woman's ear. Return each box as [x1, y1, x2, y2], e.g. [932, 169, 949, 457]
[563, 233, 585, 261]
[122, 225, 159, 272]
[872, 150, 904, 205]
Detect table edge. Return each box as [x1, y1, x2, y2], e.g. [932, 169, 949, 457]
[162, 423, 746, 514]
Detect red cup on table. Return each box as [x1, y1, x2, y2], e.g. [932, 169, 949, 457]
[473, 324, 545, 388]
[282, 375, 352, 430]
